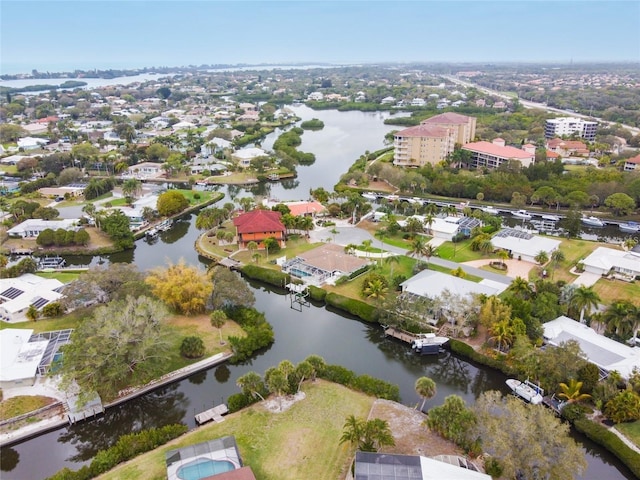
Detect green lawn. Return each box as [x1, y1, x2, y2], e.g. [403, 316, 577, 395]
[616, 421, 640, 449]
[0, 396, 56, 421]
[36, 271, 83, 283]
[428, 263, 483, 283]
[435, 240, 487, 263]
[98, 381, 374, 480]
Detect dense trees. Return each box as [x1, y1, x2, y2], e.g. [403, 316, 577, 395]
[100, 210, 134, 249]
[209, 266, 255, 310]
[60, 296, 172, 402]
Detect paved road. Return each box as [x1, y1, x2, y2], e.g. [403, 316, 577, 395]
[311, 224, 512, 285]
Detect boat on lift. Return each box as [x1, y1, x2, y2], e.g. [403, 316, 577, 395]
[581, 216, 604, 227]
[411, 333, 449, 355]
[361, 192, 377, 201]
[482, 206, 499, 214]
[512, 209, 532, 220]
[506, 379, 544, 405]
[619, 221, 640, 233]
[541, 214, 560, 222]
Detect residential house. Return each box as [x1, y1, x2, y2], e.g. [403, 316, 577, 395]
[543, 316, 640, 379]
[462, 139, 536, 169]
[307, 92, 324, 101]
[0, 329, 50, 387]
[354, 451, 491, 480]
[0, 274, 64, 323]
[7, 219, 80, 239]
[546, 138, 589, 157]
[265, 200, 326, 217]
[17, 137, 49, 150]
[233, 147, 266, 168]
[21, 123, 48, 135]
[233, 209, 286, 249]
[490, 228, 561, 263]
[38, 185, 86, 199]
[126, 162, 164, 179]
[410, 98, 426, 107]
[380, 96, 396, 105]
[581, 246, 640, 279]
[623, 154, 640, 172]
[282, 243, 370, 285]
[400, 269, 505, 301]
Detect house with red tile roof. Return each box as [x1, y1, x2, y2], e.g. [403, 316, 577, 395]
[462, 138, 536, 169]
[233, 209, 285, 249]
[546, 138, 589, 157]
[623, 154, 640, 172]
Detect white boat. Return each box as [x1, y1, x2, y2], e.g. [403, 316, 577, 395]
[481, 206, 499, 214]
[145, 227, 159, 238]
[619, 221, 640, 233]
[581, 216, 604, 227]
[157, 219, 174, 232]
[411, 333, 449, 355]
[361, 192, 377, 201]
[541, 214, 560, 222]
[506, 379, 544, 405]
[512, 209, 532, 220]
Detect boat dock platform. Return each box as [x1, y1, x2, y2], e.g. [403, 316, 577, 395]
[542, 395, 566, 415]
[195, 404, 229, 425]
[384, 327, 418, 345]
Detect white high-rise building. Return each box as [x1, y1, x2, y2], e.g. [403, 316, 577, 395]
[545, 117, 598, 141]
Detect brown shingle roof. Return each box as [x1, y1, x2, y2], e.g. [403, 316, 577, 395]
[297, 243, 369, 274]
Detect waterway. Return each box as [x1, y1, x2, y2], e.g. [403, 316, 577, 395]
[0, 108, 635, 479]
[0, 73, 175, 92]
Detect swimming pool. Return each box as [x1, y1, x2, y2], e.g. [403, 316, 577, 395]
[290, 268, 311, 278]
[177, 457, 236, 480]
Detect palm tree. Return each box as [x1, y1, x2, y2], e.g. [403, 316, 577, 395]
[569, 286, 601, 323]
[508, 276, 533, 299]
[534, 250, 549, 266]
[385, 255, 400, 279]
[424, 213, 435, 235]
[363, 278, 388, 303]
[602, 300, 639, 340]
[415, 376, 437, 412]
[424, 244, 436, 268]
[488, 319, 514, 352]
[558, 379, 591, 404]
[266, 369, 288, 411]
[210, 310, 227, 345]
[236, 371, 266, 401]
[410, 236, 427, 258]
[340, 415, 363, 448]
[550, 249, 565, 280]
[497, 249, 509, 268]
[361, 418, 396, 452]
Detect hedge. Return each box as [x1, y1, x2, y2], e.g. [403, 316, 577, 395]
[448, 339, 517, 376]
[240, 265, 289, 288]
[574, 418, 640, 478]
[318, 364, 400, 402]
[325, 292, 377, 323]
[308, 285, 326, 302]
[46, 424, 187, 480]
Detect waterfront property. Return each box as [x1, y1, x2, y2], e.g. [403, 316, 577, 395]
[491, 228, 561, 263]
[543, 315, 640, 379]
[233, 209, 286, 249]
[581, 246, 640, 280]
[7, 218, 80, 238]
[166, 436, 254, 480]
[282, 243, 370, 285]
[0, 273, 64, 322]
[354, 451, 490, 480]
[400, 270, 506, 301]
[462, 138, 536, 169]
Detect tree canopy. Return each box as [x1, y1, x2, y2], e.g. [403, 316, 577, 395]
[59, 296, 172, 402]
[145, 260, 212, 315]
[157, 190, 189, 217]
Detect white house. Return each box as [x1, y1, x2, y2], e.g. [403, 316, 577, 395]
[307, 91, 324, 101]
[543, 316, 640, 379]
[233, 147, 266, 168]
[7, 219, 80, 238]
[0, 274, 64, 323]
[0, 329, 49, 388]
[17, 137, 49, 150]
[126, 162, 164, 179]
[491, 228, 561, 263]
[581, 246, 640, 279]
[400, 269, 506, 300]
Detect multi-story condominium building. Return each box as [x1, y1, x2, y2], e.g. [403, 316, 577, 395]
[544, 117, 598, 141]
[462, 139, 536, 169]
[392, 124, 455, 167]
[393, 113, 476, 167]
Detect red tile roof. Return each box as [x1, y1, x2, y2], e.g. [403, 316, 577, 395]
[462, 141, 534, 160]
[287, 201, 326, 216]
[625, 155, 640, 165]
[396, 124, 451, 139]
[203, 466, 257, 480]
[420, 112, 473, 125]
[546, 150, 560, 158]
[233, 209, 285, 234]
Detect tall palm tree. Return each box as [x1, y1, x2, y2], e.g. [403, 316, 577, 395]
[236, 371, 266, 401]
[602, 300, 639, 340]
[550, 249, 565, 280]
[424, 244, 436, 268]
[339, 415, 363, 448]
[489, 319, 514, 352]
[508, 276, 533, 299]
[361, 418, 396, 452]
[497, 249, 509, 267]
[424, 213, 435, 235]
[415, 376, 437, 412]
[385, 255, 400, 279]
[569, 286, 601, 323]
[410, 236, 427, 258]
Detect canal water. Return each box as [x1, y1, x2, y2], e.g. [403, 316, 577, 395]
[1, 108, 635, 479]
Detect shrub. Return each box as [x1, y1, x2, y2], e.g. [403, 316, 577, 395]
[193, 192, 201, 200]
[308, 285, 326, 302]
[351, 374, 400, 401]
[605, 390, 640, 423]
[561, 403, 587, 422]
[485, 457, 503, 478]
[180, 336, 205, 358]
[227, 392, 258, 413]
[226, 307, 275, 364]
[42, 302, 64, 317]
[325, 292, 376, 322]
[240, 265, 289, 288]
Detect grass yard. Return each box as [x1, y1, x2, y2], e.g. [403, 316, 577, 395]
[435, 240, 486, 263]
[98, 380, 374, 480]
[615, 420, 640, 449]
[593, 277, 640, 304]
[206, 172, 259, 185]
[428, 263, 483, 283]
[551, 238, 610, 284]
[36, 271, 83, 283]
[0, 395, 57, 421]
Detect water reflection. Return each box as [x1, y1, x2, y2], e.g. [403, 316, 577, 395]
[0, 447, 19, 472]
[58, 383, 188, 462]
[214, 365, 231, 384]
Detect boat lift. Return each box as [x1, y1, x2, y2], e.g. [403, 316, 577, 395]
[286, 283, 310, 312]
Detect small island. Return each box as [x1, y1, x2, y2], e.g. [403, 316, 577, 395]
[300, 118, 325, 130]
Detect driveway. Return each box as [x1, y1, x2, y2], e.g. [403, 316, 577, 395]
[462, 259, 536, 280]
[572, 271, 601, 287]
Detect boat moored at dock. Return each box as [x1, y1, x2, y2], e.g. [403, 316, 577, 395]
[411, 333, 449, 355]
[581, 216, 605, 227]
[512, 209, 532, 220]
[506, 379, 544, 405]
[619, 221, 640, 233]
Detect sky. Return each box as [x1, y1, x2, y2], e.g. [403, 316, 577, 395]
[1, 0, 639, 74]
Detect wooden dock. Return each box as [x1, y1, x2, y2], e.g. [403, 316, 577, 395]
[384, 327, 418, 345]
[195, 404, 229, 425]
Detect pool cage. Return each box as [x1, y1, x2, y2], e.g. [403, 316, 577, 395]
[281, 257, 333, 285]
[33, 329, 73, 375]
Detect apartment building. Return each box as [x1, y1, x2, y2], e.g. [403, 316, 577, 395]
[544, 117, 598, 141]
[462, 138, 536, 169]
[393, 113, 476, 167]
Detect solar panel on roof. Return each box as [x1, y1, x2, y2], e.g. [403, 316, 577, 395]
[31, 297, 49, 309]
[1, 287, 24, 299]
